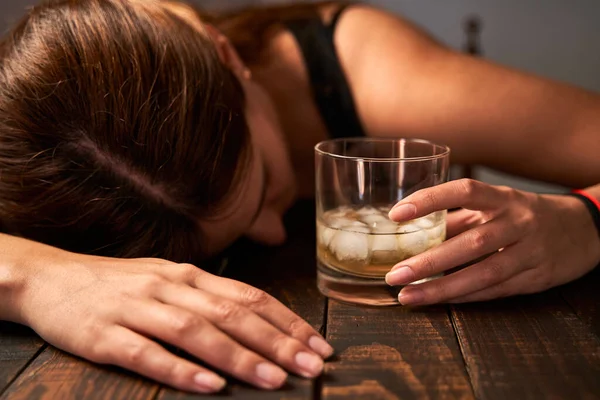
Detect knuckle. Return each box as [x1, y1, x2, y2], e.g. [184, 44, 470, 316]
[87, 339, 110, 364]
[77, 322, 106, 360]
[458, 178, 478, 197]
[270, 333, 292, 356]
[522, 210, 538, 231]
[228, 351, 255, 376]
[213, 301, 243, 324]
[137, 274, 167, 294]
[163, 361, 188, 388]
[169, 312, 202, 336]
[421, 190, 439, 210]
[122, 341, 150, 366]
[418, 254, 438, 278]
[481, 261, 505, 286]
[174, 263, 200, 281]
[239, 286, 271, 309]
[428, 280, 449, 303]
[470, 229, 494, 251]
[286, 317, 306, 337]
[497, 185, 513, 195]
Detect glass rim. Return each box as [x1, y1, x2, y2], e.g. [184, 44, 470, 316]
[314, 137, 451, 162]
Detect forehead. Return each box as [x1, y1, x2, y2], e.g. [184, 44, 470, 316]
[197, 145, 265, 256]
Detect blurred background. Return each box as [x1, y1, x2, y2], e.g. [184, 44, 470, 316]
[2, 0, 599, 193]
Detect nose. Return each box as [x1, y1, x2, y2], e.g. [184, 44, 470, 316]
[245, 209, 287, 246]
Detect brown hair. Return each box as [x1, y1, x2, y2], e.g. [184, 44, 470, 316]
[204, 1, 346, 64]
[0, 0, 251, 263]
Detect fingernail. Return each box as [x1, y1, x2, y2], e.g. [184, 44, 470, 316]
[308, 335, 334, 358]
[389, 204, 417, 221]
[255, 363, 287, 389]
[386, 266, 415, 286]
[193, 372, 226, 393]
[398, 288, 425, 305]
[295, 351, 324, 378]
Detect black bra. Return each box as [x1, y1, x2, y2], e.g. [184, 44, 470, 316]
[285, 4, 366, 139]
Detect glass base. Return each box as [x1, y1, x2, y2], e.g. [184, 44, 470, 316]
[317, 260, 401, 306]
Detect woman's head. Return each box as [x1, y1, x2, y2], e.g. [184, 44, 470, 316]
[0, 0, 292, 263]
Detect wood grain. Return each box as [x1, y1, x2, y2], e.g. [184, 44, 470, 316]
[451, 289, 600, 400]
[561, 266, 600, 339]
[322, 301, 474, 400]
[1, 346, 158, 400]
[0, 322, 44, 395]
[159, 201, 326, 400]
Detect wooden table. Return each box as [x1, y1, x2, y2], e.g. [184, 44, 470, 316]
[2, 201, 600, 399]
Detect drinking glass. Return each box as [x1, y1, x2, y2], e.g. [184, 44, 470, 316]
[315, 138, 450, 305]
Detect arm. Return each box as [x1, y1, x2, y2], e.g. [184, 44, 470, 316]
[0, 234, 332, 392]
[337, 5, 600, 187]
[0, 234, 34, 324]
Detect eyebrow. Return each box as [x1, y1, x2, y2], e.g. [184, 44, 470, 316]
[248, 161, 268, 227]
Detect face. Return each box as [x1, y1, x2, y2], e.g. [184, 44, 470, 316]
[163, 3, 298, 255]
[200, 79, 297, 256]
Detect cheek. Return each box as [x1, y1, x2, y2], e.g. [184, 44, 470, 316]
[245, 209, 287, 246]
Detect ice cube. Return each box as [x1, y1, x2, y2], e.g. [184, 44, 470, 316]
[397, 229, 430, 256]
[371, 250, 401, 264]
[378, 206, 391, 214]
[356, 206, 379, 217]
[428, 236, 444, 248]
[330, 229, 370, 261]
[329, 206, 352, 218]
[360, 213, 387, 225]
[397, 223, 420, 234]
[371, 233, 398, 252]
[371, 232, 403, 264]
[361, 214, 397, 233]
[317, 223, 337, 247]
[324, 212, 350, 227]
[326, 216, 357, 230]
[414, 215, 435, 229]
[426, 224, 445, 241]
[343, 220, 371, 233]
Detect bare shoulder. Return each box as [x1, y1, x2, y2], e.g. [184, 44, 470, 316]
[330, 3, 459, 137]
[330, 3, 453, 104]
[332, 4, 446, 59]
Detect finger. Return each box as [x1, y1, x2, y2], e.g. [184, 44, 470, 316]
[193, 275, 334, 359]
[386, 216, 520, 286]
[446, 208, 483, 238]
[132, 258, 177, 265]
[447, 269, 541, 303]
[389, 179, 510, 221]
[157, 283, 324, 378]
[92, 326, 226, 394]
[118, 299, 288, 390]
[396, 246, 528, 305]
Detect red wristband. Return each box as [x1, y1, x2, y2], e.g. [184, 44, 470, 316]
[572, 189, 600, 211]
[569, 189, 600, 240]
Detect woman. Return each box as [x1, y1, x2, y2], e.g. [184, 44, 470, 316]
[0, 0, 598, 393]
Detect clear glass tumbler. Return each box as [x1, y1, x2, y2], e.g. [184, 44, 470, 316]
[315, 138, 450, 306]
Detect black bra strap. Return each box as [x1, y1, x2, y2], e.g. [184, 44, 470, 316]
[285, 4, 366, 139]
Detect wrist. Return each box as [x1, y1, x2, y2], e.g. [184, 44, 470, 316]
[0, 235, 29, 324]
[560, 193, 600, 266]
[0, 234, 66, 325]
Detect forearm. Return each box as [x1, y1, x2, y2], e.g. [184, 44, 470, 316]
[435, 55, 600, 187]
